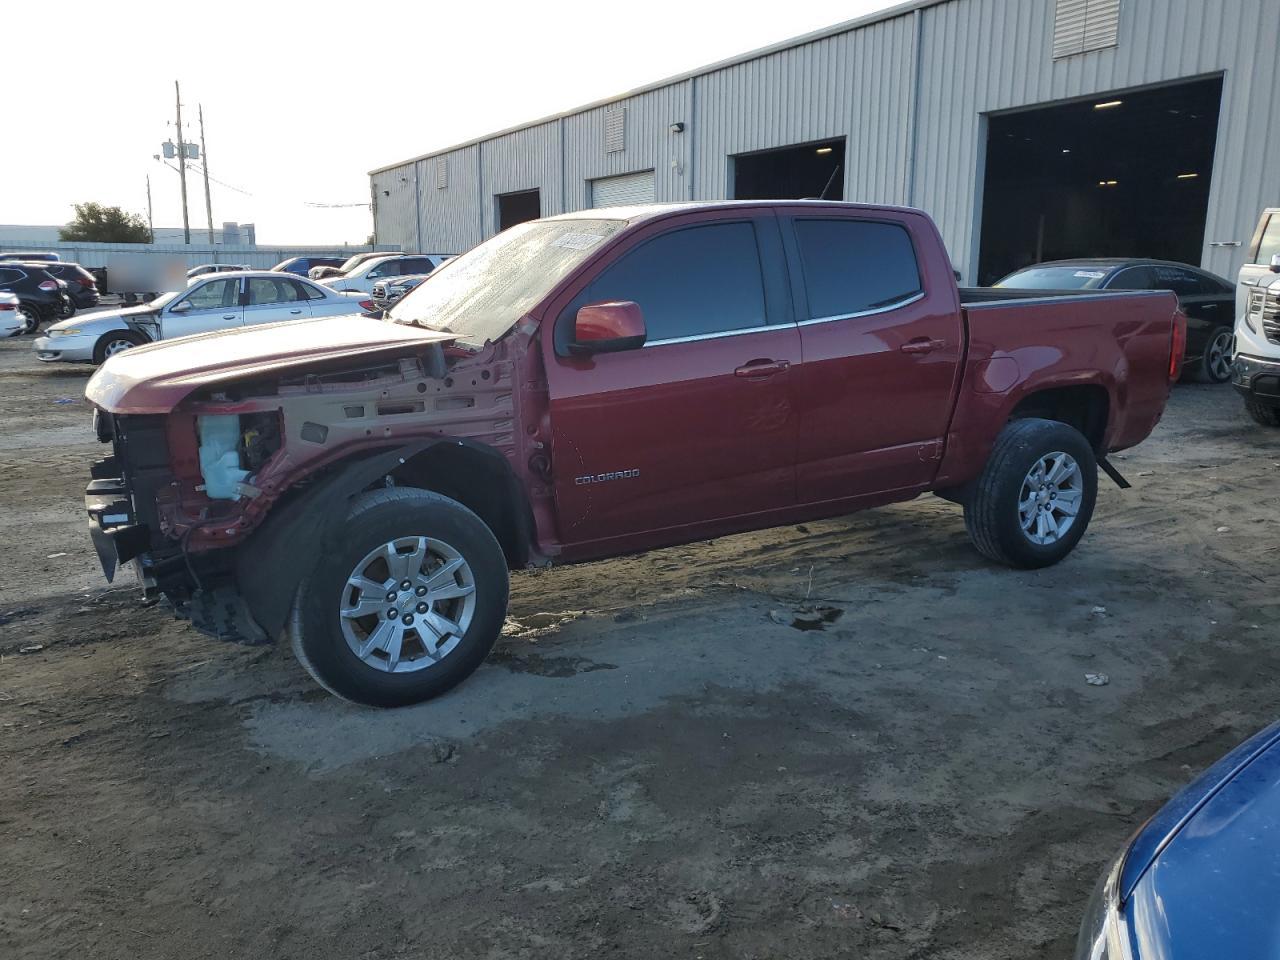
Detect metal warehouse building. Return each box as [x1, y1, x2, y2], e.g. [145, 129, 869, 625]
[369, 0, 1280, 284]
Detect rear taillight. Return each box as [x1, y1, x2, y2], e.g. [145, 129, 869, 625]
[38, 280, 58, 292]
[1169, 309, 1187, 382]
[0, 302, 14, 311]
[359, 299, 374, 311]
[78, 277, 95, 288]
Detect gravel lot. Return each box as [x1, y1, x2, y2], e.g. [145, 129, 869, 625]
[1, 332, 1277, 959]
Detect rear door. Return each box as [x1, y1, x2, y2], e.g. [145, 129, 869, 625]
[161, 277, 243, 338]
[783, 212, 963, 500]
[1239, 210, 1280, 315]
[544, 211, 800, 546]
[244, 276, 310, 325]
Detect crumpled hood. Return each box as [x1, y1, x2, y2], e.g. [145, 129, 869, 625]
[46, 303, 158, 334]
[85, 314, 455, 414]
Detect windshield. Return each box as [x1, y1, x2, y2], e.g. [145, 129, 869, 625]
[995, 265, 1112, 290]
[388, 219, 626, 347]
[339, 253, 370, 273]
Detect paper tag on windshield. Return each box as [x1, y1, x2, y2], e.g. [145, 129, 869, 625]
[552, 233, 607, 250]
[1074, 270, 1106, 279]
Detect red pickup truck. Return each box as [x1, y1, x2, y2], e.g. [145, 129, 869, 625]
[83, 202, 1184, 706]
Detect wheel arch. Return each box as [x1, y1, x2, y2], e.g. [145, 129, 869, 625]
[233, 439, 533, 641]
[1006, 383, 1111, 452]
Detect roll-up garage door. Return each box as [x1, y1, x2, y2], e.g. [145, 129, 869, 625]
[590, 170, 656, 208]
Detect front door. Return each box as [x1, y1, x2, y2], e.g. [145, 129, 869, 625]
[544, 213, 800, 548]
[162, 277, 243, 339]
[244, 276, 311, 326]
[783, 214, 963, 501]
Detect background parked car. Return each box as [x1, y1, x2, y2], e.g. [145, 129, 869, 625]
[0, 251, 59, 262]
[33, 271, 374, 364]
[0, 263, 71, 333]
[270, 256, 347, 277]
[320, 254, 450, 294]
[308, 250, 414, 281]
[1076, 719, 1280, 960]
[20, 261, 101, 314]
[996, 258, 1237, 382]
[0, 291, 25, 337]
[371, 273, 431, 311]
[186, 263, 251, 280]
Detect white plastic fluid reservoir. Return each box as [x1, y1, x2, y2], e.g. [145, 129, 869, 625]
[198, 415, 250, 500]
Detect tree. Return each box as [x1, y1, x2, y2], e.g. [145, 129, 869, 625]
[58, 202, 152, 243]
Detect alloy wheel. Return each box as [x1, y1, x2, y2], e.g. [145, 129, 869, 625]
[1207, 329, 1234, 382]
[338, 536, 477, 673]
[1018, 451, 1083, 546]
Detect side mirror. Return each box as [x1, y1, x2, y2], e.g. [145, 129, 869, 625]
[169, 301, 191, 313]
[570, 301, 646, 354]
[1270, 254, 1280, 273]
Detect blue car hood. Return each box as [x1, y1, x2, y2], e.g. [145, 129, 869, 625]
[1122, 720, 1280, 956]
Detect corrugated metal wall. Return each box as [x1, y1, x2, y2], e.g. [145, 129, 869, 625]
[913, 0, 1280, 279]
[0, 241, 397, 271]
[373, 0, 1280, 282]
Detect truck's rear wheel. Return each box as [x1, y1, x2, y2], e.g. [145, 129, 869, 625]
[963, 418, 1097, 569]
[1245, 398, 1280, 427]
[289, 487, 509, 707]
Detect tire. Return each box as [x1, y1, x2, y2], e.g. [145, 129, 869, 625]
[92, 329, 147, 364]
[963, 418, 1098, 569]
[289, 487, 509, 707]
[1194, 326, 1235, 383]
[1245, 398, 1280, 428]
[17, 302, 41, 335]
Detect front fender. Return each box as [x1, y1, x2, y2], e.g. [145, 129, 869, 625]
[233, 441, 432, 640]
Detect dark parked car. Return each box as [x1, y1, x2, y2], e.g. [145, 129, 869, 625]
[1076, 718, 1280, 959]
[18, 261, 100, 312]
[996, 259, 1237, 383]
[0, 251, 59, 262]
[0, 264, 71, 333]
[270, 256, 346, 277]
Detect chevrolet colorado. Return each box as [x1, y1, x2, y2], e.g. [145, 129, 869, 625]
[82, 201, 1184, 706]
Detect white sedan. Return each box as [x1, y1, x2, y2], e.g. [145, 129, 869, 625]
[33, 271, 373, 364]
[320, 254, 450, 294]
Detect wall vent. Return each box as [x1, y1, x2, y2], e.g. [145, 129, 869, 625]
[604, 107, 626, 153]
[1053, 0, 1121, 59]
[436, 158, 449, 189]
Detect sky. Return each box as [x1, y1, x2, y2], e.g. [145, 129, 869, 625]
[0, 0, 902, 245]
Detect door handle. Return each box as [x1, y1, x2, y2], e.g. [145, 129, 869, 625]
[222, 314, 238, 319]
[289, 309, 303, 314]
[734, 359, 790, 378]
[900, 337, 946, 355]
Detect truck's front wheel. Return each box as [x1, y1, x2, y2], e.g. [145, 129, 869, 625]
[289, 488, 509, 707]
[963, 418, 1098, 569]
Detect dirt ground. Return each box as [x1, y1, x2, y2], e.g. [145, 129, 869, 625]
[1, 332, 1277, 960]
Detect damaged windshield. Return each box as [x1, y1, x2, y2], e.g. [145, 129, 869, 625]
[388, 218, 626, 347]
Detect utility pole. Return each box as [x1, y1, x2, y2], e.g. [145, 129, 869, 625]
[145, 174, 155, 242]
[174, 80, 191, 244]
[198, 104, 214, 244]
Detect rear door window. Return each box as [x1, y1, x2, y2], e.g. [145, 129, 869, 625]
[248, 277, 301, 304]
[0, 268, 24, 285]
[401, 257, 436, 275]
[293, 279, 328, 300]
[792, 219, 922, 319]
[570, 221, 767, 344]
[1106, 266, 1155, 290]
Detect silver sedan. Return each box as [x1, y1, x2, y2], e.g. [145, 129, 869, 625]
[33, 271, 373, 364]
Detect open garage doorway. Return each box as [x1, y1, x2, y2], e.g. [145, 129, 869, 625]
[496, 189, 541, 232]
[977, 76, 1223, 284]
[733, 138, 846, 201]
